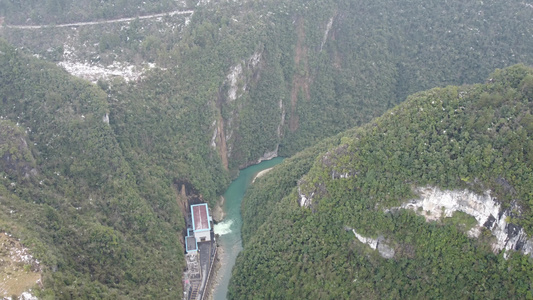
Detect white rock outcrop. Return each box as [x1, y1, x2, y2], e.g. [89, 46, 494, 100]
[226, 63, 243, 102]
[350, 229, 395, 259]
[352, 230, 378, 250]
[396, 186, 533, 258]
[257, 144, 279, 163]
[297, 184, 314, 208]
[320, 16, 334, 52]
[225, 51, 262, 102]
[221, 51, 264, 159]
[59, 44, 157, 83]
[59, 60, 146, 83]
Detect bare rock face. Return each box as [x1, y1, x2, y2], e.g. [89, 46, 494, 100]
[215, 51, 268, 164]
[376, 240, 395, 259]
[257, 145, 279, 163]
[344, 186, 533, 260]
[347, 227, 395, 259]
[297, 182, 315, 208]
[396, 186, 533, 258]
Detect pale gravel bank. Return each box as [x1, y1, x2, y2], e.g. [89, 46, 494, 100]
[251, 167, 273, 183]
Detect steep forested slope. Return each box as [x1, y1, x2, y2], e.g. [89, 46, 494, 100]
[232, 65, 533, 299]
[0, 40, 202, 298]
[2, 0, 533, 171]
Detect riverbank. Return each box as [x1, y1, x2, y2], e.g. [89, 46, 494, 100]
[208, 168, 271, 299]
[211, 196, 226, 223]
[210, 157, 284, 300]
[204, 244, 223, 300]
[251, 167, 274, 183]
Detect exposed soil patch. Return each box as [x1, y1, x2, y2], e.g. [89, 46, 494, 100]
[0, 233, 41, 299]
[217, 116, 229, 170]
[215, 91, 229, 170]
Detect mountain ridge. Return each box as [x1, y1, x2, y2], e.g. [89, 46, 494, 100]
[232, 64, 533, 299]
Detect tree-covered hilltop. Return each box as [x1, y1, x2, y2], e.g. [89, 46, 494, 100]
[2, 0, 533, 171]
[0, 39, 225, 298]
[231, 65, 533, 299]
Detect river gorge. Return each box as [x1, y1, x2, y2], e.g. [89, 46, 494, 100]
[211, 157, 284, 300]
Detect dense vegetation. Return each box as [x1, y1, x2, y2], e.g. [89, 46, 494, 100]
[0, 40, 216, 298]
[2, 0, 533, 170]
[231, 65, 533, 299]
[1, 0, 533, 298]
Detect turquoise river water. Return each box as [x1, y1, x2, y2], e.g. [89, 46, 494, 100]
[211, 157, 284, 300]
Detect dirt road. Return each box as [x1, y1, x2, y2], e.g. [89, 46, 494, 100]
[5, 10, 194, 29]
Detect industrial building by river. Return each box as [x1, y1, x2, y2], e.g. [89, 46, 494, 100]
[183, 203, 217, 300]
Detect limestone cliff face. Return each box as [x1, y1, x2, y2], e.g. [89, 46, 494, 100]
[346, 227, 395, 259]
[297, 145, 533, 259]
[353, 184, 533, 259]
[395, 187, 533, 258]
[213, 51, 264, 168]
[212, 50, 286, 169]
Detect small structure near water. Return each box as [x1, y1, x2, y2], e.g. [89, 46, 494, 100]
[183, 203, 217, 300]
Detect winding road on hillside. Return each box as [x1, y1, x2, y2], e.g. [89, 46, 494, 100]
[3, 9, 194, 29]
